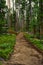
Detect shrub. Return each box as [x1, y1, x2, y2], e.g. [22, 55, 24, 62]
[24, 33, 43, 50]
[0, 20, 6, 34]
[0, 34, 16, 60]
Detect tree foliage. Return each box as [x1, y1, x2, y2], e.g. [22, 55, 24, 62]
[0, 0, 6, 33]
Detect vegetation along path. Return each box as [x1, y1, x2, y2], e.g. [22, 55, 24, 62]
[1, 32, 43, 65]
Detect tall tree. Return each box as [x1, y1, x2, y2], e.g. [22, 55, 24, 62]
[0, 0, 6, 19]
[39, 0, 43, 38]
[26, 0, 32, 31]
[0, 0, 6, 33]
[37, 0, 43, 39]
[7, 0, 11, 29]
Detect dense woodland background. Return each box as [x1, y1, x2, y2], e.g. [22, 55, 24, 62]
[0, 0, 43, 64]
[0, 0, 43, 39]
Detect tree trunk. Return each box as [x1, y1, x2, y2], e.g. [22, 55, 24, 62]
[39, 0, 43, 36]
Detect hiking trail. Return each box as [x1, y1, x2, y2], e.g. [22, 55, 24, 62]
[1, 32, 43, 65]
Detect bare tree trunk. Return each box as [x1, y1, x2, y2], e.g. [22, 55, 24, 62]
[40, 0, 43, 35]
[26, 0, 32, 32]
[7, 0, 11, 29]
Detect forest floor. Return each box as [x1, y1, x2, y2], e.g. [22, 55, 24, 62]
[1, 32, 43, 65]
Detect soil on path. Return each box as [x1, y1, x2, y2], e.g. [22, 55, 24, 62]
[1, 32, 43, 65]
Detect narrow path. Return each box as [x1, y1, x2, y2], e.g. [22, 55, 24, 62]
[2, 32, 43, 65]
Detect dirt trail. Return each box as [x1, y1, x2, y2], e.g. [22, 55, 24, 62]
[1, 32, 43, 65]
